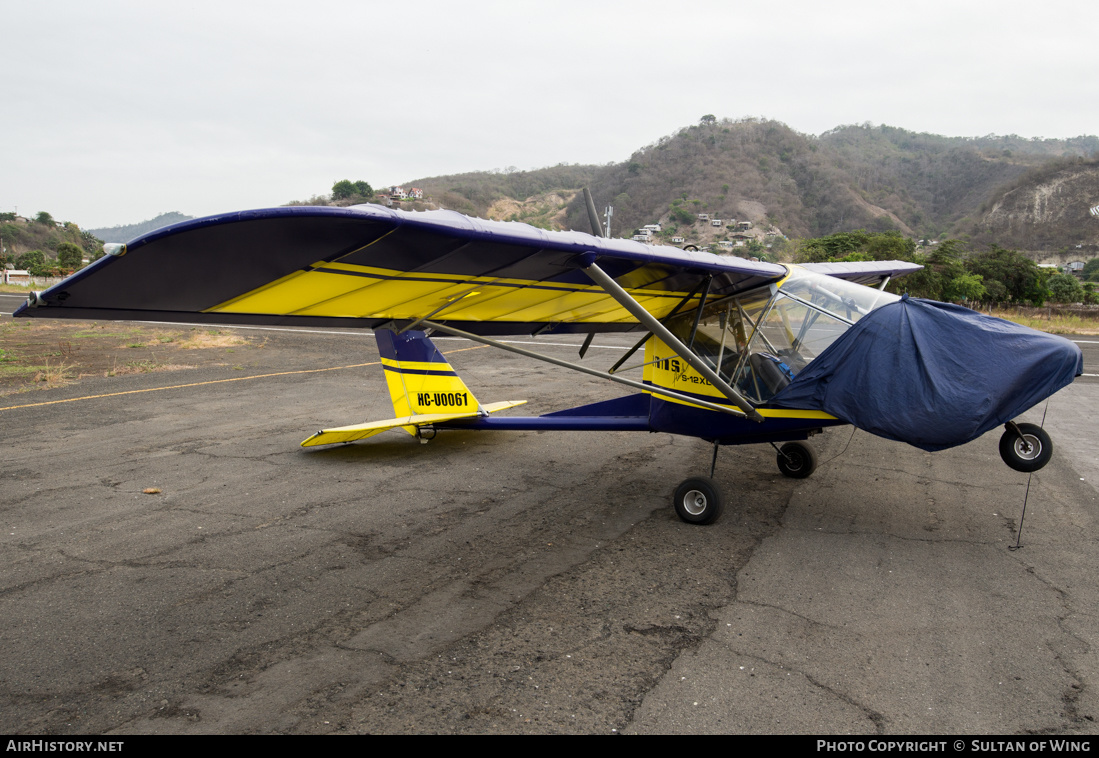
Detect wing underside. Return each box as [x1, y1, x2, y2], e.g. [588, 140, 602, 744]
[16, 205, 789, 335]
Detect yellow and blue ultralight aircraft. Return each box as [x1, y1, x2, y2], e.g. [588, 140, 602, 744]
[14, 203, 1082, 524]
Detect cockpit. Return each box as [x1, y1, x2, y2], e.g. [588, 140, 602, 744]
[668, 266, 900, 403]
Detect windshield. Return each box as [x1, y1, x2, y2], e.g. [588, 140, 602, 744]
[668, 266, 899, 403]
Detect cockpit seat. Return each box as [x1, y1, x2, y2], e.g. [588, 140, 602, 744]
[749, 353, 796, 399]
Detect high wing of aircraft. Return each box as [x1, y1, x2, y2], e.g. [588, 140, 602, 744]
[14, 203, 1083, 525]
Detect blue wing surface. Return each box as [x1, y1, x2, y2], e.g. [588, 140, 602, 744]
[799, 260, 923, 286]
[14, 205, 786, 336]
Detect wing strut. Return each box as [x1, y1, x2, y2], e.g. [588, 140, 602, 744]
[607, 276, 712, 375]
[686, 275, 713, 350]
[580, 259, 764, 423]
[418, 319, 749, 418]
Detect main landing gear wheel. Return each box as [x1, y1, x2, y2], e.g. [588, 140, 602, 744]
[999, 422, 1052, 473]
[673, 476, 724, 525]
[776, 441, 817, 479]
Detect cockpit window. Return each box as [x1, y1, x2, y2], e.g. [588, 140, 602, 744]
[668, 267, 898, 404]
[777, 267, 899, 323]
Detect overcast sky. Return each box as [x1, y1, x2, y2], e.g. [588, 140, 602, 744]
[5, 0, 1097, 229]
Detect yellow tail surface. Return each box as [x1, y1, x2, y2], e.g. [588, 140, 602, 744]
[301, 329, 525, 447]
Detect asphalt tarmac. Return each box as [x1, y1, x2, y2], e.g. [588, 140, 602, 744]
[1, 315, 1097, 735]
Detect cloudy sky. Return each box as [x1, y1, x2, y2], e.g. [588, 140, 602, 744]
[5, 0, 1097, 228]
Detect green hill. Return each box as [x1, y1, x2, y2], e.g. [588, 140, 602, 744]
[557, 119, 1099, 246]
[86, 212, 195, 244]
[0, 212, 103, 271]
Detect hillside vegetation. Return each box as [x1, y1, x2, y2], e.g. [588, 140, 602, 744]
[398, 164, 601, 223]
[959, 157, 1099, 255]
[0, 212, 103, 275]
[279, 118, 1099, 256]
[87, 212, 195, 244]
[556, 119, 1099, 249]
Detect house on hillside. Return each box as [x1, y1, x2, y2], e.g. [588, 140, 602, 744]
[389, 186, 408, 200]
[671, 236, 685, 244]
[698, 213, 709, 222]
[737, 221, 752, 230]
[711, 219, 722, 227]
[408, 188, 424, 199]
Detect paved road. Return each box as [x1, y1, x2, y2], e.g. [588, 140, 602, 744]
[1, 317, 1097, 734]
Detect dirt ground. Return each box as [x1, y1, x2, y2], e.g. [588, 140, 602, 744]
[0, 319, 262, 397]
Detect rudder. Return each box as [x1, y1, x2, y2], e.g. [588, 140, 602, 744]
[375, 329, 481, 420]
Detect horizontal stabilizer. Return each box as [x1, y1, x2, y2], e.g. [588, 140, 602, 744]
[301, 400, 527, 447]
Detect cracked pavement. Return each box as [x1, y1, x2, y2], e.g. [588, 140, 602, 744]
[1, 322, 1097, 734]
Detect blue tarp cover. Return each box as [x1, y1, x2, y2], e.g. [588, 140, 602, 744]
[769, 296, 1084, 451]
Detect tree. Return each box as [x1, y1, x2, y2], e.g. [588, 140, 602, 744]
[56, 242, 83, 271]
[1082, 257, 1099, 281]
[34, 211, 54, 226]
[1047, 272, 1085, 303]
[700, 114, 716, 125]
[944, 273, 987, 302]
[81, 230, 104, 259]
[795, 230, 916, 264]
[331, 180, 355, 200]
[16, 250, 48, 275]
[332, 179, 374, 201]
[669, 205, 695, 225]
[965, 246, 1045, 304]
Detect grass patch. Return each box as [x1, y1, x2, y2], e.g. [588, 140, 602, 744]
[105, 359, 191, 377]
[176, 332, 249, 349]
[0, 363, 46, 378]
[23, 360, 77, 386]
[991, 307, 1099, 335]
[0, 319, 257, 394]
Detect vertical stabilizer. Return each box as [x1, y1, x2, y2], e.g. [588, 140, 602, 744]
[374, 329, 481, 425]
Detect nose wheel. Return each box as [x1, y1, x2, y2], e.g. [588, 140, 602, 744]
[999, 422, 1052, 472]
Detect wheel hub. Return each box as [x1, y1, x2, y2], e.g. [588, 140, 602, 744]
[1013, 435, 1040, 460]
[682, 490, 708, 516]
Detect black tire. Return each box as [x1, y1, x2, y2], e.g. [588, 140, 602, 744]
[776, 441, 817, 479]
[999, 423, 1053, 473]
[673, 476, 724, 525]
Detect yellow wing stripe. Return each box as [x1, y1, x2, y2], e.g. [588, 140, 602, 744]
[642, 388, 835, 419]
[205, 263, 701, 323]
